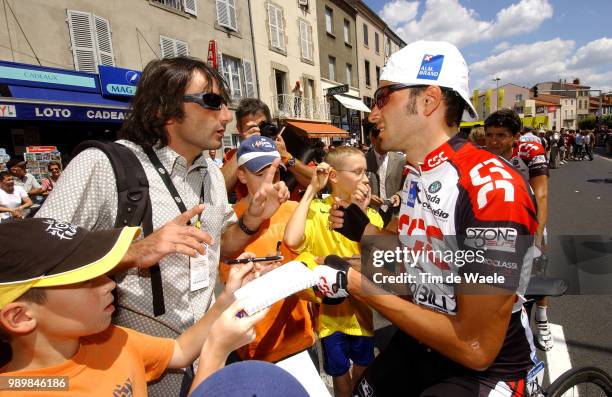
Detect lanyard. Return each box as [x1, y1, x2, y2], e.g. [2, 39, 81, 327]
[144, 147, 204, 229]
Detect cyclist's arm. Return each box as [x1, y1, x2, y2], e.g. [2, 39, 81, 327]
[348, 270, 515, 371]
[529, 175, 548, 247]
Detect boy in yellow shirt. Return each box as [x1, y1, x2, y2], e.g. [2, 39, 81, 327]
[284, 146, 383, 397]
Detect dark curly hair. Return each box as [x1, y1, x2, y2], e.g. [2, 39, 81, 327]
[484, 108, 522, 135]
[119, 57, 230, 148]
[235, 98, 272, 130]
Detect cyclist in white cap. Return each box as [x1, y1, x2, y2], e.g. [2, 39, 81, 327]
[322, 40, 540, 396]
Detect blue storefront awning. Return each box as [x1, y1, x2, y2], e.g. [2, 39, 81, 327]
[0, 85, 130, 123]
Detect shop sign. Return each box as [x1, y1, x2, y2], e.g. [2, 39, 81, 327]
[98, 65, 141, 97]
[327, 84, 349, 96]
[0, 102, 129, 123]
[0, 104, 17, 118]
[0, 61, 98, 93]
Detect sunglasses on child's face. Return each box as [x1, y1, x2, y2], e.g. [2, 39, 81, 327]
[183, 92, 227, 110]
[373, 84, 426, 109]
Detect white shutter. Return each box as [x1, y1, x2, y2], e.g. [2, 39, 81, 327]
[307, 24, 313, 60]
[93, 15, 114, 67]
[227, 0, 238, 30]
[268, 5, 279, 49]
[183, 0, 197, 16]
[243, 59, 255, 98]
[160, 35, 175, 58]
[276, 7, 285, 50]
[299, 20, 308, 59]
[67, 10, 96, 73]
[176, 40, 189, 56]
[216, 0, 230, 28]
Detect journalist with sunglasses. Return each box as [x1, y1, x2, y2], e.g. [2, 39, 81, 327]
[37, 56, 289, 397]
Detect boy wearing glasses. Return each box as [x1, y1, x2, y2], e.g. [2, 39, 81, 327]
[284, 146, 383, 397]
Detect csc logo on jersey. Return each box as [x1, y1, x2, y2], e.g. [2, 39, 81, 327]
[427, 152, 448, 168]
[469, 158, 515, 209]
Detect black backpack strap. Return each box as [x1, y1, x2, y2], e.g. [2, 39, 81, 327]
[72, 141, 165, 316]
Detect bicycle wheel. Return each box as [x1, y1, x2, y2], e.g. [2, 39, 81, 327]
[547, 367, 612, 397]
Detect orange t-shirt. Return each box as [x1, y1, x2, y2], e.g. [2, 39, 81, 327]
[220, 199, 315, 363]
[0, 325, 174, 397]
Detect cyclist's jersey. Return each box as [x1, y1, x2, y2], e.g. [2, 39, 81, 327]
[397, 135, 538, 380]
[510, 141, 549, 181]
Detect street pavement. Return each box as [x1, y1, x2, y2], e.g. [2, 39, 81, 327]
[538, 147, 612, 386]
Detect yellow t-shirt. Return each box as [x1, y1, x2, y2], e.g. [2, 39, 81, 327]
[296, 196, 383, 338]
[0, 325, 174, 397]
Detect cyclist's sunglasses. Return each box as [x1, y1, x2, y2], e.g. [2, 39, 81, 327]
[183, 92, 227, 110]
[373, 84, 427, 109]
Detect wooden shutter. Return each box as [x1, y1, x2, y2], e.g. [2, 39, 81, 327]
[93, 15, 114, 67]
[299, 20, 308, 59]
[160, 36, 175, 58]
[227, 0, 238, 30]
[67, 10, 96, 73]
[243, 59, 255, 98]
[268, 4, 279, 49]
[275, 7, 285, 50]
[183, 0, 197, 16]
[176, 40, 189, 56]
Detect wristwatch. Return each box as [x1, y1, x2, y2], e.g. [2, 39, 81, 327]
[286, 156, 296, 167]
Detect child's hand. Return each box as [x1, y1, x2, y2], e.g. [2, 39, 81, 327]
[310, 162, 331, 192]
[351, 182, 371, 212]
[206, 300, 269, 356]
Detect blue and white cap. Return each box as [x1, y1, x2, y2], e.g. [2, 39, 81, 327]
[237, 135, 283, 173]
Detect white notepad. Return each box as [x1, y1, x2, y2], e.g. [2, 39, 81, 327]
[233, 260, 318, 316]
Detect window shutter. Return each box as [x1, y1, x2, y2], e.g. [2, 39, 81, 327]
[175, 40, 189, 56]
[276, 7, 285, 50]
[299, 20, 308, 59]
[183, 0, 197, 16]
[93, 15, 114, 67]
[243, 59, 255, 98]
[227, 0, 238, 30]
[307, 23, 313, 60]
[67, 10, 96, 73]
[268, 5, 279, 49]
[216, 0, 230, 28]
[160, 36, 175, 58]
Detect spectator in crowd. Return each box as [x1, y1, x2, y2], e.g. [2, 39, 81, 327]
[6, 159, 44, 199]
[292, 81, 303, 117]
[40, 161, 62, 193]
[0, 218, 267, 396]
[365, 129, 403, 225]
[208, 149, 223, 168]
[584, 130, 594, 161]
[0, 171, 32, 222]
[37, 56, 289, 396]
[284, 146, 383, 397]
[219, 136, 329, 396]
[575, 130, 585, 160]
[222, 98, 314, 201]
[520, 126, 542, 144]
[468, 126, 486, 146]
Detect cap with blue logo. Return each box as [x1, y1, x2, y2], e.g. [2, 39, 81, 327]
[237, 135, 284, 173]
[380, 40, 478, 121]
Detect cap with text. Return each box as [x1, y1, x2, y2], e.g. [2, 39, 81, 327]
[237, 135, 284, 173]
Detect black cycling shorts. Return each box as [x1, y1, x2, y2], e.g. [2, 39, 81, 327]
[354, 331, 526, 397]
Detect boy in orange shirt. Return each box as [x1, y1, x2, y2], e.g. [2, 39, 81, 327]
[0, 218, 265, 396]
[220, 136, 329, 396]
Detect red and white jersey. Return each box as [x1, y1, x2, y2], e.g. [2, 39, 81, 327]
[398, 135, 538, 379]
[510, 141, 549, 180]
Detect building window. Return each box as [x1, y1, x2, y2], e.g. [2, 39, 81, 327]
[221, 55, 256, 102]
[516, 94, 523, 101]
[325, 7, 333, 34]
[67, 10, 115, 73]
[346, 63, 352, 85]
[375, 65, 380, 83]
[150, 0, 197, 16]
[363, 24, 368, 46]
[160, 35, 189, 58]
[267, 3, 285, 51]
[375, 32, 379, 53]
[364, 60, 370, 86]
[328, 56, 336, 81]
[216, 0, 237, 30]
[299, 19, 313, 61]
[385, 37, 391, 56]
[343, 19, 350, 44]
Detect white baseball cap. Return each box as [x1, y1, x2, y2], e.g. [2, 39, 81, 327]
[379, 40, 478, 121]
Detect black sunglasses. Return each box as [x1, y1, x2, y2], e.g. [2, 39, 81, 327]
[373, 84, 427, 109]
[183, 92, 227, 110]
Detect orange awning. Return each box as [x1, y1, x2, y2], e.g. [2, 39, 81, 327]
[286, 121, 349, 138]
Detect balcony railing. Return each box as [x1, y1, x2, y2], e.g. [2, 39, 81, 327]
[271, 94, 331, 122]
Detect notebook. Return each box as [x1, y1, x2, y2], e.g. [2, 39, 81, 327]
[233, 260, 318, 316]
